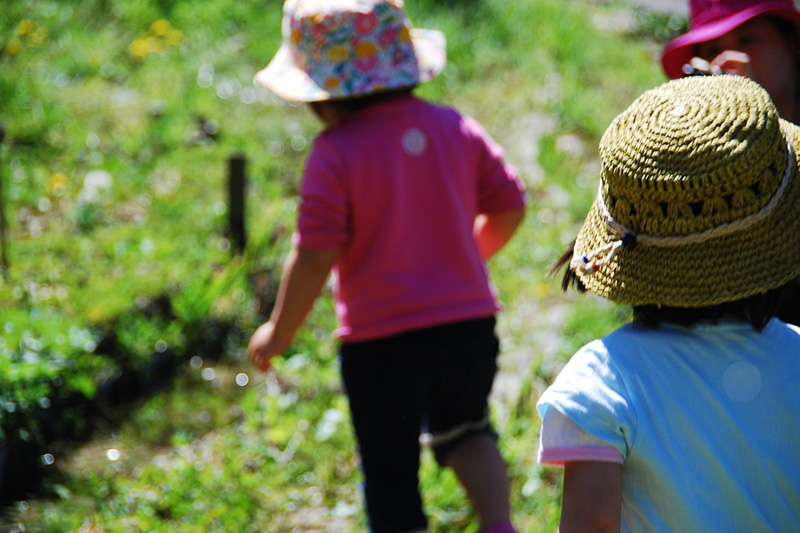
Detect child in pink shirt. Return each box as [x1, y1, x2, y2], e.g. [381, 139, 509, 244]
[247, 1, 525, 532]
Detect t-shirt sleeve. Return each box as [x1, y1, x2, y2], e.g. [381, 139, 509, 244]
[538, 405, 624, 465]
[536, 339, 637, 463]
[293, 136, 350, 250]
[463, 116, 526, 214]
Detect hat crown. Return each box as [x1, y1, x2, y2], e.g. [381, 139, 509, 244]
[599, 75, 784, 238]
[690, 0, 797, 27]
[274, 0, 428, 99]
[283, 0, 411, 55]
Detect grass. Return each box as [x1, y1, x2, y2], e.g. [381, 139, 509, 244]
[1, 0, 674, 530]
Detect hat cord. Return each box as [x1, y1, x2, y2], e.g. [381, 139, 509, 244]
[572, 134, 795, 275]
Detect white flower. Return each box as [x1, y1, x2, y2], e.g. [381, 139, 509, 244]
[80, 169, 113, 203]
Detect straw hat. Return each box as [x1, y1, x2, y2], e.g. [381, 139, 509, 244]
[661, 0, 800, 79]
[255, 0, 446, 102]
[570, 75, 800, 308]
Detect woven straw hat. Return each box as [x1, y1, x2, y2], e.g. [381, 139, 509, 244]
[570, 75, 800, 308]
[255, 0, 446, 103]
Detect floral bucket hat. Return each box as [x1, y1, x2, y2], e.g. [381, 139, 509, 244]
[255, 0, 446, 102]
[569, 75, 800, 308]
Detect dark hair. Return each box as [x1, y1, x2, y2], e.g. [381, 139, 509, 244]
[551, 239, 790, 331]
[310, 86, 416, 120]
[765, 14, 798, 43]
[632, 289, 785, 331]
[551, 239, 585, 293]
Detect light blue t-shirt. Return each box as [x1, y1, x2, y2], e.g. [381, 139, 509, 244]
[537, 319, 800, 532]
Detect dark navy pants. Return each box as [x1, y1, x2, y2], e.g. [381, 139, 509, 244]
[339, 316, 499, 533]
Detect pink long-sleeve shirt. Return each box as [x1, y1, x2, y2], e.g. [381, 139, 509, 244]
[293, 95, 526, 342]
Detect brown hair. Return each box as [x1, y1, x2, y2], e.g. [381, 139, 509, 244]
[309, 86, 416, 122]
[766, 14, 799, 43]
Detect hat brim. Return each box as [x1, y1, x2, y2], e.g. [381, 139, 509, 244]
[255, 28, 446, 103]
[661, 3, 800, 79]
[574, 118, 800, 308]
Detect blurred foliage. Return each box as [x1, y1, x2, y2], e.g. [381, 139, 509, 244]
[0, 0, 301, 507]
[1, 0, 668, 529]
[634, 9, 691, 43]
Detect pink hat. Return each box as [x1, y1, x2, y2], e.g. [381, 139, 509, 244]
[661, 0, 800, 79]
[255, 0, 446, 102]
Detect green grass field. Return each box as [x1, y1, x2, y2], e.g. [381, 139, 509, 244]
[1, 0, 677, 530]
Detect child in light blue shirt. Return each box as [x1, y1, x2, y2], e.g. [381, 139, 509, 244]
[539, 75, 800, 532]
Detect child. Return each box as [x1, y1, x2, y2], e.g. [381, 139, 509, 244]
[662, 0, 800, 123]
[248, 1, 526, 532]
[661, 0, 800, 325]
[538, 75, 800, 532]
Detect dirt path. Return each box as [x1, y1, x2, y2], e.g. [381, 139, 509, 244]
[490, 0, 690, 421]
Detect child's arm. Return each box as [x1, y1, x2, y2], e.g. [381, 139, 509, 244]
[248, 246, 339, 371]
[473, 208, 526, 260]
[559, 461, 623, 533]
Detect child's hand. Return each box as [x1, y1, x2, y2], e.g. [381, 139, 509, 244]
[709, 50, 755, 78]
[684, 56, 722, 76]
[248, 321, 292, 372]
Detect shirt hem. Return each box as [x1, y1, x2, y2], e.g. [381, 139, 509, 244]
[334, 306, 500, 342]
[538, 446, 624, 466]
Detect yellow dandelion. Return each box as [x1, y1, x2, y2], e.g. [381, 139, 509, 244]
[86, 307, 105, 322]
[165, 28, 183, 47]
[355, 41, 377, 58]
[150, 19, 171, 36]
[47, 173, 68, 196]
[7, 38, 23, 56]
[129, 38, 149, 59]
[29, 27, 48, 44]
[129, 36, 164, 59]
[15, 19, 35, 36]
[328, 45, 348, 62]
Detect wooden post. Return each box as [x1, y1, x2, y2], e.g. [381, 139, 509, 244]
[0, 126, 8, 275]
[228, 152, 247, 254]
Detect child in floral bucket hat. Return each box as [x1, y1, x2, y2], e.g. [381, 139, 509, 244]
[539, 75, 800, 532]
[248, 1, 526, 532]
